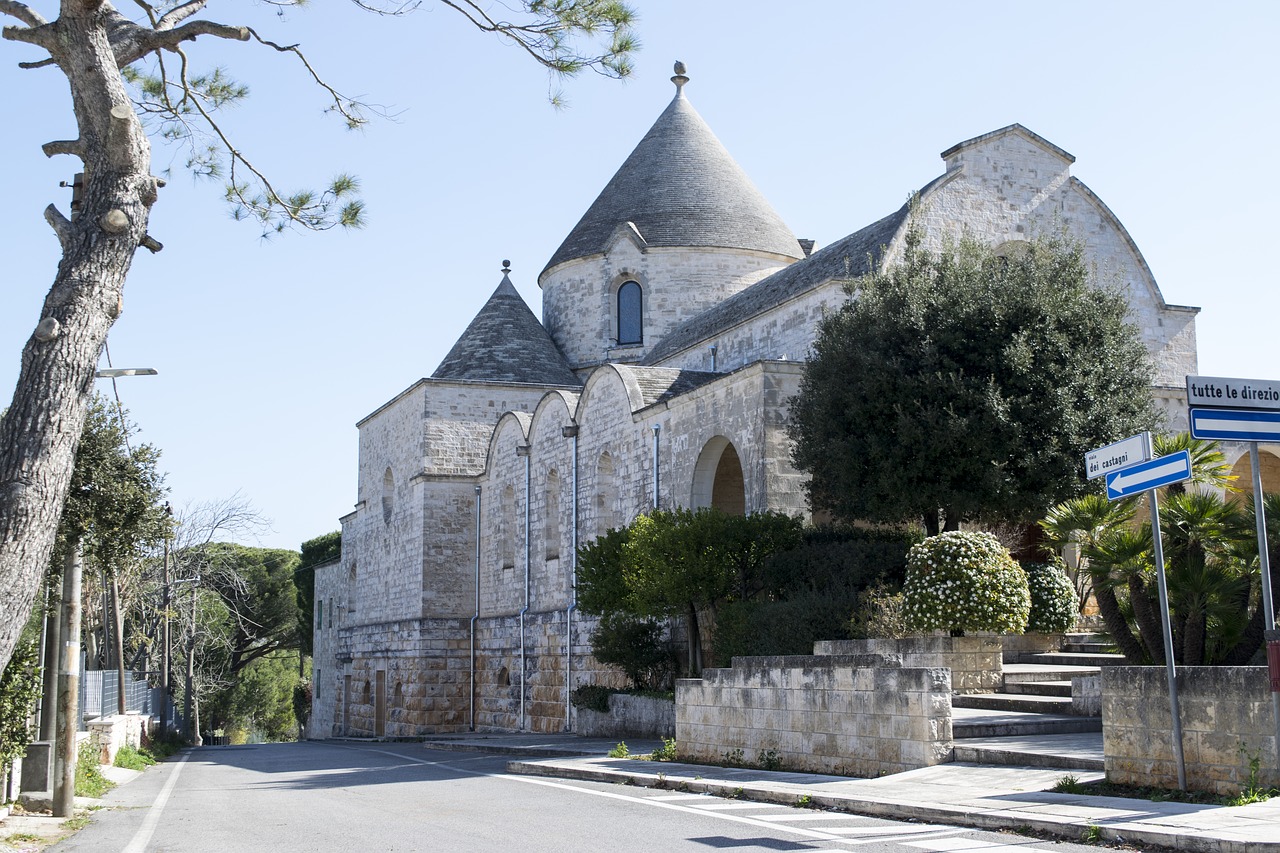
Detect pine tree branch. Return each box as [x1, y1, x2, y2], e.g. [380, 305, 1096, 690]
[0, 1, 46, 28]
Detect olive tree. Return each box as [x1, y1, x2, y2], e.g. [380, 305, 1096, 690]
[0, 0, 637, 675]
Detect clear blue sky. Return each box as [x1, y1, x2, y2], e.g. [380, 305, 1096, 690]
[2, 2, 1276, 550]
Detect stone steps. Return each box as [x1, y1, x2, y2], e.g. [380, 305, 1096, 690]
[953, 692, 1076, 715]
[952, 731, 1105, 771]
[1023, 651, 1127, 668]
[1003, 679, 1072, 697]
[951, 708, 1102, 739]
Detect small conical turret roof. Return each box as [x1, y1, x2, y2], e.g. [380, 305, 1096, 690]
[542, 64, 804, 275]
[432, 264, 580, 386]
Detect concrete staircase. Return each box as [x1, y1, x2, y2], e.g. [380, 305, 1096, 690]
[950, 632, 1127, 771]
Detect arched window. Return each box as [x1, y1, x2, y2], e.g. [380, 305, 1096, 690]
[544, 469, 561, 561]
[617, 281, 643, 345]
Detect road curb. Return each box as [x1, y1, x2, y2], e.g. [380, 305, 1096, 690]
[506, 757, 1279, 853]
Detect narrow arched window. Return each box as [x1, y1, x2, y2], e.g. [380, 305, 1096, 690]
[617, 281, 643, 345]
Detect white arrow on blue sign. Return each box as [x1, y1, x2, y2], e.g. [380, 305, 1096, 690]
[1189, 407, 1280, 443]
[1105, 450, 1192, 501]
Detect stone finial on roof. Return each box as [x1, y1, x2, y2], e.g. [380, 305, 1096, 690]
[672, 61, 689, 97]
[502, 259, 511, 273]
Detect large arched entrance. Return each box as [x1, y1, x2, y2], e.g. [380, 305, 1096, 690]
[691, 436, 746, 516]
[1228, 447, 1280, 496]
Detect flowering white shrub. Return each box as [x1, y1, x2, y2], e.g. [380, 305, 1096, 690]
[902, 531, 1029, 635]
[1022, 561, 1077, 633]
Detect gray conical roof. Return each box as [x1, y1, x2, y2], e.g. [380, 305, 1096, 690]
[542, 80, 804, 275]
[432, 273, 580, 386]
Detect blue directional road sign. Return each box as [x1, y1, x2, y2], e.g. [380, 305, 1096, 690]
[1105, 450, 1192, 501]
[1189, 407, 1280, 443]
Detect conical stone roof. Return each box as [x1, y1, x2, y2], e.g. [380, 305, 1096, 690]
[542, 69, 804, 275]
[432, 270, 580, 386]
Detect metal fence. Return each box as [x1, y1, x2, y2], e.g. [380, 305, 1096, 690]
[79, 670, 167, 729]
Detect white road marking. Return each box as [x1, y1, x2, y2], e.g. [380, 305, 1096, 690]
[327, 744, 983, 849]
[756, 813, 869, 822]
[121, 750, 191, 853]
[903, 838, 1045, 852]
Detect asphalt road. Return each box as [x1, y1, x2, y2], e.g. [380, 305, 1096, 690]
[51, 741, 1111, 853]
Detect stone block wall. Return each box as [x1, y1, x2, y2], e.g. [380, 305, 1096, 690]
[816, 636, 1003, 694]
[677, 654, 953, 777]
[541, 241, 792, 370]
[575, 693, 675, 739]
[1102, 666, 1278, 795]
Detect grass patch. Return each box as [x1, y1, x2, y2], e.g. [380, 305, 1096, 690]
[1055, 778, 1276, 806]
[113, 744, 156, 771]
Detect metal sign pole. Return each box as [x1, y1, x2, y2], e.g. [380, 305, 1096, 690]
[1249, 442, 1280, 762]
[1149, 489, 1187, 791]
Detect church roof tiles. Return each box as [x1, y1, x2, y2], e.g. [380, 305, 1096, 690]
[542, 73, 804, 275]
[432, 271, 581, 387]
[643, 204, 910, 364]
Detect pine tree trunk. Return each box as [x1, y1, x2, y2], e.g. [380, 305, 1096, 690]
[0, 5, 156, 676]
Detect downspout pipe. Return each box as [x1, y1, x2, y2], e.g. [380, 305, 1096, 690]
[562, 425, 579, 730]
[652, 424, 661, 510]
[471, 485, 481, 731]
[517, 444, 531, 731]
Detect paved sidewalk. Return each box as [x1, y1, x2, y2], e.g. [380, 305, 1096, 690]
[423, 733, 1280, 853]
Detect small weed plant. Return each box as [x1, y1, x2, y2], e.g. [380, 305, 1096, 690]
[1081, 825, 1103, 844]
[721, 748, 745, 767]
[650, 737, 678, 762]
[75, 742, 114, 798]
[607, 741, 630, 759]
[1223, 745, 1279, 806]
[794, 795, 813, 809]
[757, 749, 782, 772]
[1051, 774, 1085, 794]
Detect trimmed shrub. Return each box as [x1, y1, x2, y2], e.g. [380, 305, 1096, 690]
[589, 614, 673, 690]
[902, 531, 1030, 635]
[1023, 561, 1078, 633]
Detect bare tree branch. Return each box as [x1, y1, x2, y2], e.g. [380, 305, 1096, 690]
[0, 1, 46, 28]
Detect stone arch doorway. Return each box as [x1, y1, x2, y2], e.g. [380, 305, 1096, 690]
[692, 436, 746, 516]
[1228, 448, 1280, 496]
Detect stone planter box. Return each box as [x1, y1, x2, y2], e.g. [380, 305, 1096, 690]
[816, 636, 1003, 694]
[573, 692, 674, 739]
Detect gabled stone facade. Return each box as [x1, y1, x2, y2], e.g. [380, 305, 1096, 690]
[309, 66, 1261, 740]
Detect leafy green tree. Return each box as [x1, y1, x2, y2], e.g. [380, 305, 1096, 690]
[0, 631, 43, 785]
[577, 508, 801, 675]
[296, 532, 341, 658]
[52, 397, 168, 699]
[0, 0, 638, 678]
[184, 543, 303, 676]
[205, 651, 307, 743]
[789, 227, 1158, 536]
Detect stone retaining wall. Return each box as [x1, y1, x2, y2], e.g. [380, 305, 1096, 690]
[676, 654, 953, 777]
[815, 636, 1002, 694]
[1102, 666, 1278, 795]
[574, 693, 675, 739]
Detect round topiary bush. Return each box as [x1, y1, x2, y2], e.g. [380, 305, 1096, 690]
[1022, 561, 1078, 633]
[902, 531, 1030, 635]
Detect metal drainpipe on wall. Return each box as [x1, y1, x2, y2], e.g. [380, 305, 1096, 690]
[652, 424, 661, 509]
[563, 425, 579, 731]
[471, 485, 481, 732]
[519, 445, 531, 732]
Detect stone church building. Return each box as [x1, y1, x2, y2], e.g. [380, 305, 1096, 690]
[310, 65, 1226, 738]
